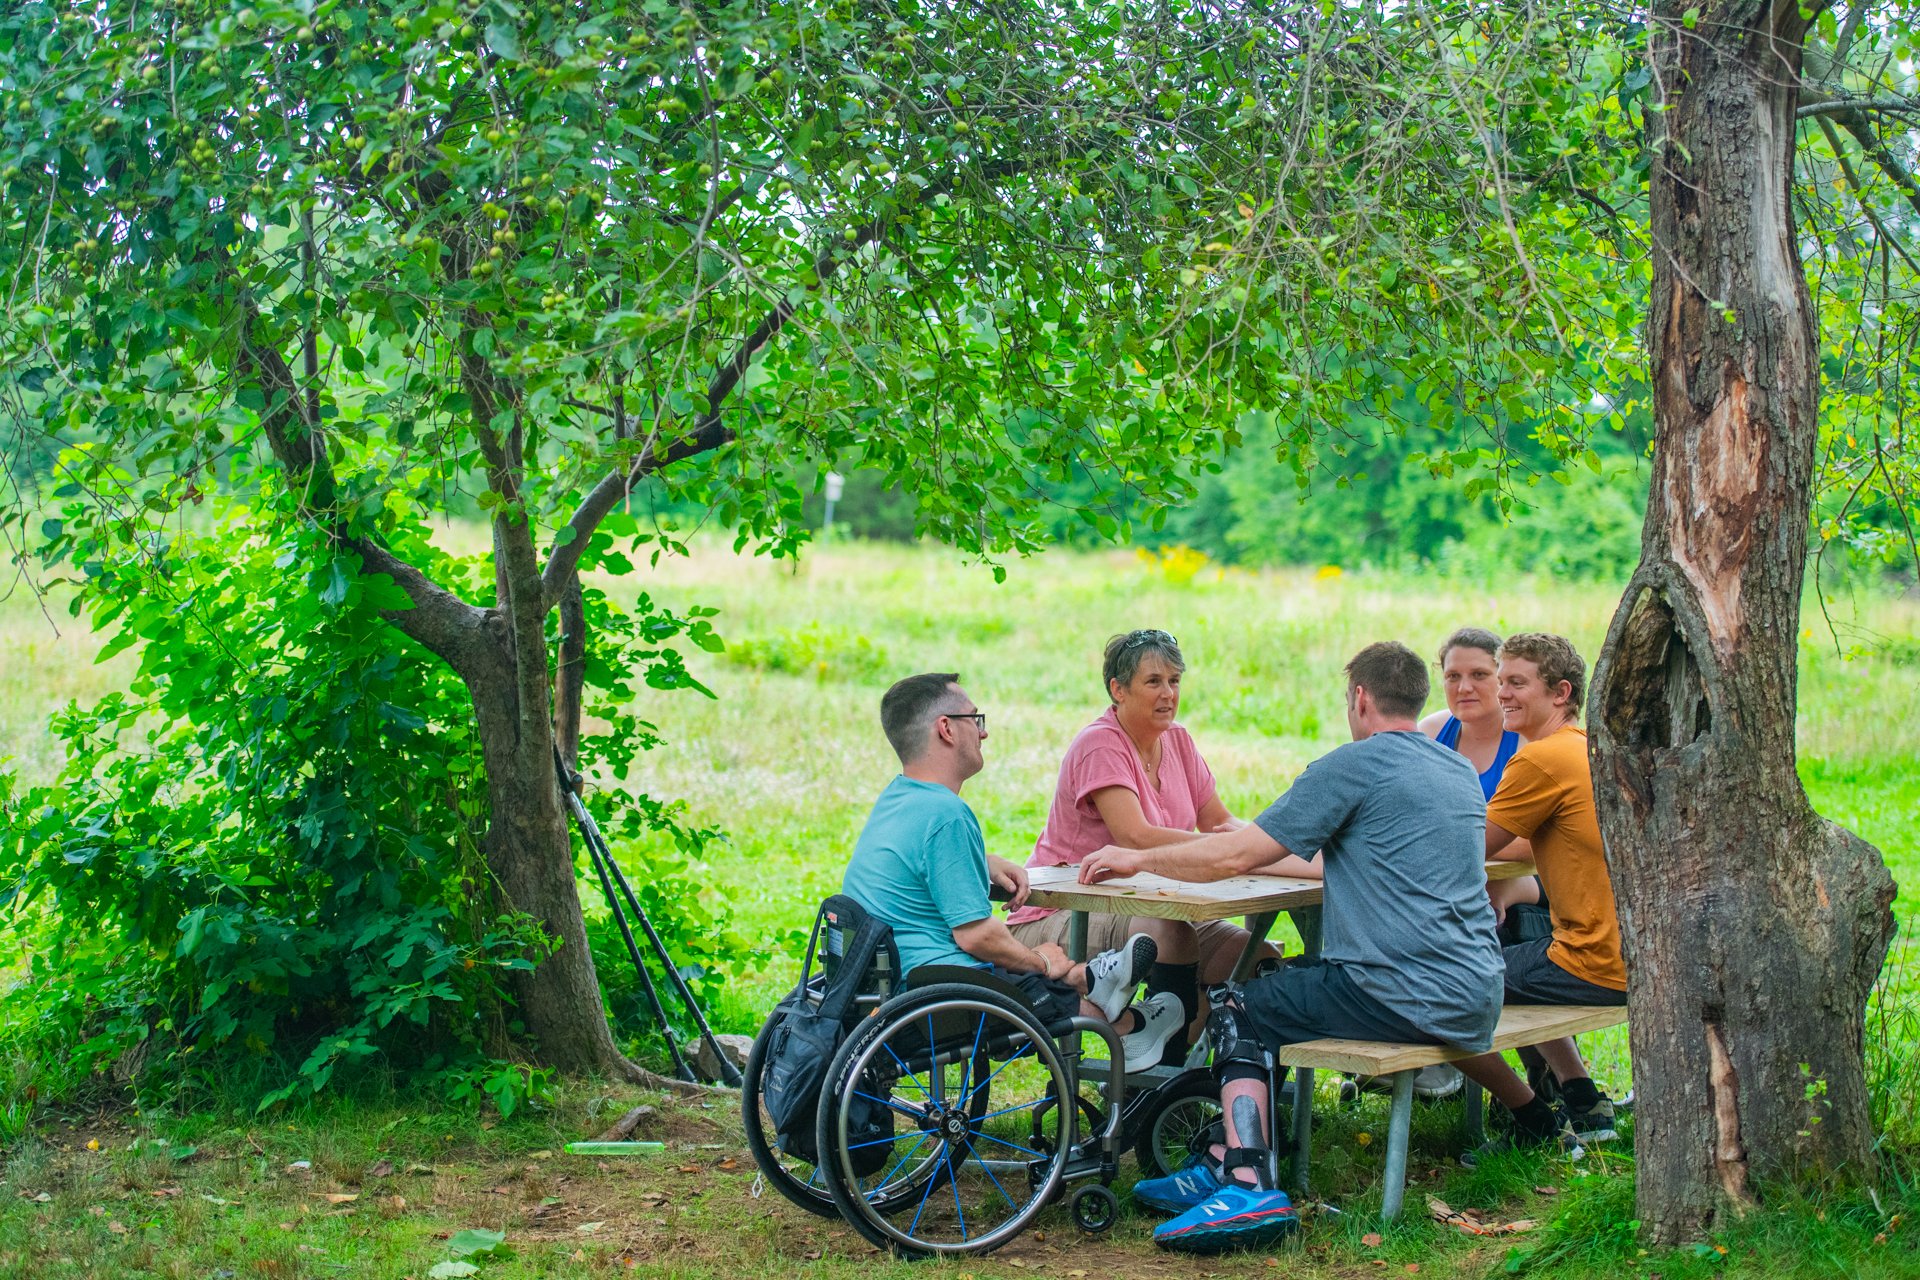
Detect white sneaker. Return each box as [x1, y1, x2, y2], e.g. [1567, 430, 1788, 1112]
[1085, 933, 1158, 1022]
[1121, 993, 1186, 1073]
[1412, 1064, 1464, 1100]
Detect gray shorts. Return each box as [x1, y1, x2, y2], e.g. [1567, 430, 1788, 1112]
[1241, 959, 1439, 1049]
[1502, 937, 1627, 1006]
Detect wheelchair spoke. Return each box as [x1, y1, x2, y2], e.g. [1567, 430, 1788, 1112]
[970, 1130, 1050, 1160]
[865, 1130, 933, 1197]
[853, 1089, 938, 1123]
[882, 1041, 930, 1096]
[965, 1040, 1032, 1105]
[949, 1161, 968, 1241]
[956, 1132, 1021, 1211]
[906, 1138, 946, 1238]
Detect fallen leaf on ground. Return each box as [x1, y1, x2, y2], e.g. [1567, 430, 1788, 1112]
[387, 1196, 407, 1210]
[718, 1159, 739, 1170]
[29, 1192, 51, 1203]
[369, 1159, 395, 1178]
[107, 1220, 127, 1234]
[529, 1150, 554, 1160]
[577, 1221, 606, 1234]
[286, 1160, 312, 1173]
[571, 1249, 586, 1262]
[675, 1164, 701, 1174]
[277, 1222, 293, 1231]
[1532, 1185, 1561, 1196]
[88, 1206, 105, 1217]
[151, 1187, 182, 1198]
[1362, 1232, 1383, 1247]
[324, 1193, 359, 1204]
[405, 1164, 436, 1176]
[803, 1251, 823, 1261]
[1405, 1266, 1421, 1275]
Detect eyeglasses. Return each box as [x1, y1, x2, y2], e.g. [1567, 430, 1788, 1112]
[942, 711, 987, 733]
[1122, 630, 1178, 651]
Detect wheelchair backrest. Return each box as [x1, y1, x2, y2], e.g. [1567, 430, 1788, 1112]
[807, 894, 900, 1021]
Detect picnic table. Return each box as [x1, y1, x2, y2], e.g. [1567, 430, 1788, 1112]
[1026, 857, 1538, 971]
[1023, 857, 1541, 1180]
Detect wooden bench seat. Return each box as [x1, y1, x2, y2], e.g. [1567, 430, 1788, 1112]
[1273, 1005, 1628, 1221]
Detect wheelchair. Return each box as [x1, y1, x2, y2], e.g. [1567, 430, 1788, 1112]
[744, 894, 1149, 1258]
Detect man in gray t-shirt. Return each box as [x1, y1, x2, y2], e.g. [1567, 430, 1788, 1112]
[1079, 643, 1504, 1248]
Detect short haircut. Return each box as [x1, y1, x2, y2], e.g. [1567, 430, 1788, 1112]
[1438, 626, 1503, 667]
[880, 671, 963, 764]
[1344, 641, 1429, 719]
[1498, 632, 1586, 719]
[1102, 630, 1185, 701]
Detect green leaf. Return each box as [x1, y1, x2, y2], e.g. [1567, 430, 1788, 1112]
[448, 1228, 507, 1257]
[427, 1264, 479, 1279]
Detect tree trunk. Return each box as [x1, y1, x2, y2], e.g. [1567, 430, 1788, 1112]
[1588, 0, 1896, 1245]
[457, 584, 703, 1093]
[462, 622, 631, 1075]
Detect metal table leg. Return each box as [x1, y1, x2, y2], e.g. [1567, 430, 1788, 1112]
[1464, 1076, 1485, 1144]
[1381, 1070, 1415, 1221]
[1286, 903, 1323, 960]
[1067, 910, 1089, 964]
[1291, 1067, 1314, 1196]
[1229, 910, 1280, 982]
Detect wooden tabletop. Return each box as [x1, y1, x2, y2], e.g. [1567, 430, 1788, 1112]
[1022, 859, 1537, 923]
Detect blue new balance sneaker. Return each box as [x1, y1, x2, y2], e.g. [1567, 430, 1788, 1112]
[1152, 1183, 1300, 1254]
[1131, 1155, 1224, 1215]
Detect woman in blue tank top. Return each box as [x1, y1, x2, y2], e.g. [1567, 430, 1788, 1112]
[1419, 626, 1522, 799]
[1418, 627, 1543, 923]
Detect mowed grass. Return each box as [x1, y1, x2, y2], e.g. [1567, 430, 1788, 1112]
[2, 539, 1919, 1278]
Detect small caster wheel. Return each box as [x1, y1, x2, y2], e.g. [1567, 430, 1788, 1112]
[1070, 1184, 1119, 1233]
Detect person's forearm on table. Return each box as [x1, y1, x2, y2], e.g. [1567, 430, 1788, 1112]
[1125, 825, 1289, 882]
[1245, 849, 1322, 879]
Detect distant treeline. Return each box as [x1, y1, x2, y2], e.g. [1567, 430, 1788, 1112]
[803, 413, 1657, 582]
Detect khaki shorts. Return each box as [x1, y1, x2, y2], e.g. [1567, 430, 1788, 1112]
[1007, 910, 1275, 975]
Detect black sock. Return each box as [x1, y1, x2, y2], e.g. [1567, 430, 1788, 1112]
[1145, 961, 1200, 1065]
[1145, 961, 1200, 1024]
[1559, 1076, 1601, 1112]
[1510, 1096, 1560, 1140]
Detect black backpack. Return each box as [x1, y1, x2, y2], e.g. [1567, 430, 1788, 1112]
[760, 895, 900, 1173]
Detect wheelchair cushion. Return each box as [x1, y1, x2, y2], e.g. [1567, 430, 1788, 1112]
[907, 964, 1082, 1037]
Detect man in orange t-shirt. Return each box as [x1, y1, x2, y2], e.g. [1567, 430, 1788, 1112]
[1454, 633, 1627, 1159]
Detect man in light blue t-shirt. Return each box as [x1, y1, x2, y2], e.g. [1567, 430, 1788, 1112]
[840, 672, 1184, 1072]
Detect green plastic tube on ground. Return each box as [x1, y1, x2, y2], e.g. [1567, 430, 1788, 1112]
[563, 1141, 668, 1155]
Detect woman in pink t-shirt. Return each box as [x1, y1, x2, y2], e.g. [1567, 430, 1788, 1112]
[1007, 630, 1282, 1054]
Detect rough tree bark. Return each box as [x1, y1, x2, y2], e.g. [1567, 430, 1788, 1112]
[1588, 0, 1897, 1244]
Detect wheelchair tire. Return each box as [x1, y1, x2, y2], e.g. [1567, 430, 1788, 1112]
[817, 983, 1075, 1258]
[741, 1013, 838, 1217]
[1069, 1183, 1120, 1234]
[1131, 1070, 1224, 1180]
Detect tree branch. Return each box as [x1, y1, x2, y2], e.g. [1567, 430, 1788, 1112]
[539, 161, 1026, 605]
[1797, 93, 1920, 120]
[539, 223, 884, 603]
[1830, 105, 1920, 219]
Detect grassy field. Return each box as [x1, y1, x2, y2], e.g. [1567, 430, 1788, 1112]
[2, 537, 1917, 1279]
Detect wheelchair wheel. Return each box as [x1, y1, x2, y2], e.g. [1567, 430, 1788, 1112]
[741, 1013, 837, 1216]
[743, 1007, 954, 1218]
[818, 983, 1075, 1258]
[1132, 1070, 1224, 1180]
